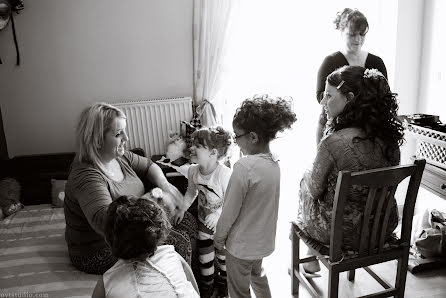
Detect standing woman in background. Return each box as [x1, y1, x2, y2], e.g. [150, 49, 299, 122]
[316, 8, 388, 144]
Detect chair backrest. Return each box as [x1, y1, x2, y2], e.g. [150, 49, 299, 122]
[329, 159, 426, 262]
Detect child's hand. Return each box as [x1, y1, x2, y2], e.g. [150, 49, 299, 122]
[205, 213, 219, 232]
[172, 209, 186, 226]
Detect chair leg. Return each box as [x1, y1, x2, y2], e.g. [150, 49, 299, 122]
[291, 224, 300, 296]
[347, 269, 355, 281]
[328, 268, 340, 298]
[395, 250, 410, 297]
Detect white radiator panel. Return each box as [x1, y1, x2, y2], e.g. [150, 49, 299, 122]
[113, 97, 193, 158]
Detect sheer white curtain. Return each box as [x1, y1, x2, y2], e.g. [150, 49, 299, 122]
[192, 0, 397, 129]
[193, 0, 237, 127]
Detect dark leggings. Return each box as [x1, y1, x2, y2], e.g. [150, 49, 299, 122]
[69, 211, 197, 275]
[69, 247, 117, 275]
[163, 211, 197, 265]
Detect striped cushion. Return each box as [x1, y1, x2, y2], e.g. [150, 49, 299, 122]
[0, 205, 99, 297]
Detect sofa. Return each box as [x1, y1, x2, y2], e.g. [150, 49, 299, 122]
[0, 152, 75, 206]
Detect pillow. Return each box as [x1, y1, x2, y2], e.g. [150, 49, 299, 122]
[181, 118, 202, 148]
[51, 179, 67, 207]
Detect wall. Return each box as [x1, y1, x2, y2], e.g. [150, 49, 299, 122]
[418, 0, 446, 120]
[393, 0, 424, 116]
[416, 0, 446, 214]
[395, 0, 446, 216]
[393, 0, 445, 118]
[394, 0, 424, 171]
[0, 0, 193, 157]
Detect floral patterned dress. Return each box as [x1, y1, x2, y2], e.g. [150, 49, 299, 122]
[297, 127, 400, 250]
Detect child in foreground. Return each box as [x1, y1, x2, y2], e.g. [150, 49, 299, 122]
[214, 94, 297, 298]
[173, 126, 233, 298]
[91, 195, 199, 298]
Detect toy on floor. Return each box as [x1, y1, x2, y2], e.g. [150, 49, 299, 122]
[0, 177, 24, 220]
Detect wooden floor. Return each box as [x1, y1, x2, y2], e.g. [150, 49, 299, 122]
[264, 255, 446, 298]
[289, 260, 446, 298]
[261, 200, 446, 298]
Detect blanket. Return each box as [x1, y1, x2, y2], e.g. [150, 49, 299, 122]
[0, 204, 99, 298]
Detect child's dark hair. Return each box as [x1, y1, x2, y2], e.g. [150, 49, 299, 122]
[191, 126, 232, 159]
[104, 195, 171, 260]
[233, 94, 297, 144]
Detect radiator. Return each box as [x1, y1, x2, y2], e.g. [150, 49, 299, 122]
[113, 97, 193, 158]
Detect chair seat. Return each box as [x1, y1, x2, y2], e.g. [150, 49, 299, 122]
[292, 222, 402, 262]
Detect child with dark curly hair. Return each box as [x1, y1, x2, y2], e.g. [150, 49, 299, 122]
[91, 195, 199, 298]
[173, 126, 233, 298]
[214, 95, 297, 298]
[297, 65, 404, 276]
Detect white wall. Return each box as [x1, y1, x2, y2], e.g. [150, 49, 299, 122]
[393, 0, 424, 116]
[0, 0, 193, 157]
[395, 0, 446, 215]
[394, 0, 446, 120]
[418, 0, 446, 120]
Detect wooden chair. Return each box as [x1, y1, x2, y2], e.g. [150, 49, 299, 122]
[291, 159, 426, 298]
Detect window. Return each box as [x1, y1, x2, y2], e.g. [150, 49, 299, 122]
[220, 0, 398, 129]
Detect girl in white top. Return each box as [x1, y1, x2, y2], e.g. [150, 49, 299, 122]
[91, 195, 199, 298]
[173, 126, 233, 298]
[214, 94, 296, 298]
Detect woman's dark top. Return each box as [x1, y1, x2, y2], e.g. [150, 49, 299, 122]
[316, 51, 388, 103]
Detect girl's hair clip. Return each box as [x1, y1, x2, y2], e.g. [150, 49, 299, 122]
[336, 80, 345, 90]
